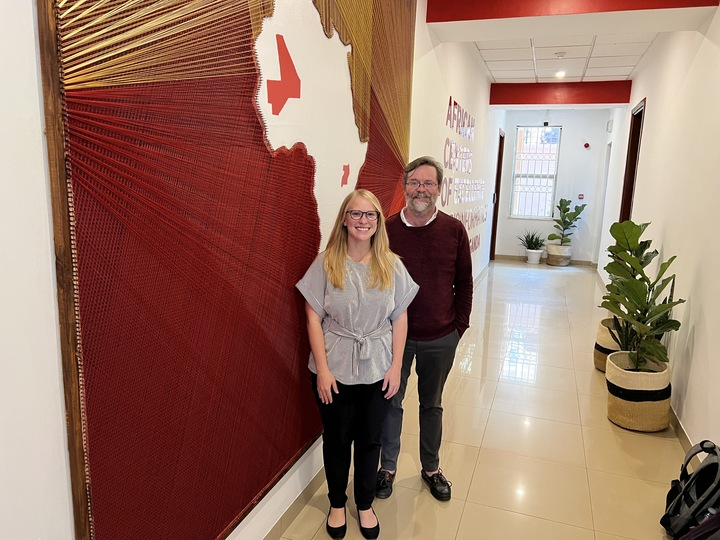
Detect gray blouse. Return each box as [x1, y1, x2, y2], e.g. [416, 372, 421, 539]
[296, 254, 419, 385]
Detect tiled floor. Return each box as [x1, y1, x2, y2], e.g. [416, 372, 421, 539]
[277, 260, 685, 540]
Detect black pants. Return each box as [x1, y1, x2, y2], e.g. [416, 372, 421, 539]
[312, 375, 390, 510]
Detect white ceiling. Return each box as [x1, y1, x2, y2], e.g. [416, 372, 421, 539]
[427, 6, 718, 84]
[475, 33, 656, 83]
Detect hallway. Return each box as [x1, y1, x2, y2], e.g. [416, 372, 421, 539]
[277, 260, 685, 540]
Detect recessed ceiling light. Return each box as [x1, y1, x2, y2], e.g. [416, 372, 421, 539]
[555, 71, 566, 79]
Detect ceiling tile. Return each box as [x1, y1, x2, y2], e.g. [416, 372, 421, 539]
[536, 58, 586, 70]
[532, 35, 594, 47]
[536, 68, 584, 78]
[592, 42, 651, 56]
[489, 69, 537, 78]
[535, 45, 591, 59]
[588, 55, 641, 68]
[479, 48, 534, 61]
[476, 38, 532, 49]
[594, 33, 657, 44]
[583, 75, 629, 81]
[585, 66, 634, 77]
[493, 77, 538, 83]
[487, 60, 536, 70]
[537, 76, 582, 83]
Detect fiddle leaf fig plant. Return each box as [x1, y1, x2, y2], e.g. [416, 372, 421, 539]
[605, 221, 658, 278]
[547, 198, 587, 245]
[600, 220, 685, 370]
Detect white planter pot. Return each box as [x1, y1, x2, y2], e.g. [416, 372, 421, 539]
[526, 249, 543, 264]
[605, 351, 671, 432]
[546, 244, 573, 266]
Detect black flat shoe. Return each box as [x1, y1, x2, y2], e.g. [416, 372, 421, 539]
[326, 507, 346, 539]
[357, 507, 380, 539]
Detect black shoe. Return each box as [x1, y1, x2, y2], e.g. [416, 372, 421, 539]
[421, 469, 452, 501]
[326, 507, 346, 539]
[375, 469, 396, 499]
[357, 507, 380, 539]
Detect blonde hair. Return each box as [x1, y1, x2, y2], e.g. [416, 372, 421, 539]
[323, 189, 396, 290]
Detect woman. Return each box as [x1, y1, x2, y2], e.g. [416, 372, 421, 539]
[296, 189, 418, 539]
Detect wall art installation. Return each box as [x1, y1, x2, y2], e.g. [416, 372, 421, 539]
[43, 0, 415, 537]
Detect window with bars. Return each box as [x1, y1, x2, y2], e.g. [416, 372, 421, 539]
[510, 126, 562, 218]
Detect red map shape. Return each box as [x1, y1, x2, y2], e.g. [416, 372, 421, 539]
[267, 34, 301, 115]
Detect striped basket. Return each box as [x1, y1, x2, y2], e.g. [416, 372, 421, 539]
[605, 351, 671, 432]
[594, 318, 620, 372]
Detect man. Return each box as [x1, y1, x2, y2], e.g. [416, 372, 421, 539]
[376, 156, 473, 501]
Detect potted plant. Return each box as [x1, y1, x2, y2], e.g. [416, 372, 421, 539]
[599, 220, 685, 432]
[518, 229, 545, 264]
[593, 221, 659, 372]
[546, 198, 587, 266]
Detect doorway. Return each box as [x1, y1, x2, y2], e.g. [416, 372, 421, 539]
[489, 129, 505, 260]
[620, 99, 646, 221]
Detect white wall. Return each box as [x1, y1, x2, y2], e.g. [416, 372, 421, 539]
[0, 2, 75, 539]
[7, 1, 719, 537]
[494, 108, 614, 263]
[410, 0, 502, 278]
[596, 107, 632, 282]
[254, 0, 368, 247]
[598, 20, 720, 444]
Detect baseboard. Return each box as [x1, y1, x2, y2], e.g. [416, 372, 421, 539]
[263, 468, 325, 540]
[474, 260, 490, 284]
[494, 254, 597, 267]
[669, 408, 702, 469]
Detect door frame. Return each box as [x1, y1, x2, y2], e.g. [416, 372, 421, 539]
[489, 128, 505, 260]
[620, 98, 646, 221]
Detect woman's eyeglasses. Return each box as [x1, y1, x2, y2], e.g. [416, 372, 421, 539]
[346, 210, 379, 221]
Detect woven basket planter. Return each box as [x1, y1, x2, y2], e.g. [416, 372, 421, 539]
[594, 318, 620, 372]
[546, 244, 572, 266]
[606, 351, 671, 432]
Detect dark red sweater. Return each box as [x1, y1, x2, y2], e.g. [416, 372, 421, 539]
[386, 211, 473, 341]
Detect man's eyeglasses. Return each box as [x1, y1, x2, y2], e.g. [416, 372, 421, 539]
[406, 180, 438, 189]
[346, 210, 379, 221]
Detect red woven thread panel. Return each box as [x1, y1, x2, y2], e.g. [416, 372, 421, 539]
[55, 1, 415, 537]
[67, 75, 322, 537]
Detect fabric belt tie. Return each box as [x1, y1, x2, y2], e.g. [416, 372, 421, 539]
[327, 319, 391, 376]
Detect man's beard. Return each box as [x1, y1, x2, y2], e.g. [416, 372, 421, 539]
[408, 193, 436, 213]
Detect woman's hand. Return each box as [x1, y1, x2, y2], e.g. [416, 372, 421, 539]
[304, 302, 337, 404]
[316, 368, 339, 404]
[382, 364, 401, 399]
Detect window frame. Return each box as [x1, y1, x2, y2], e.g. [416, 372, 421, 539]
[509, 125, 563, 219]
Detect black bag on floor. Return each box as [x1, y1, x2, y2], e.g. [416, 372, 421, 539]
[680, 510, 720, 540]
[661, 440, 720, 539]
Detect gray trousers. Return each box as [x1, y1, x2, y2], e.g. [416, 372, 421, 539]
[379, 329, 459, 472]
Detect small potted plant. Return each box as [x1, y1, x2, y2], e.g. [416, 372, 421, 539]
[518, 229, 545, 264]
[546, 198, 587, 266]
[600, 220, 685, 432]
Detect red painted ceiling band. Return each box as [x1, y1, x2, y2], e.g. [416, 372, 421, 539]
[427, 0, 719, 22]
[490, 81, 632, 105]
